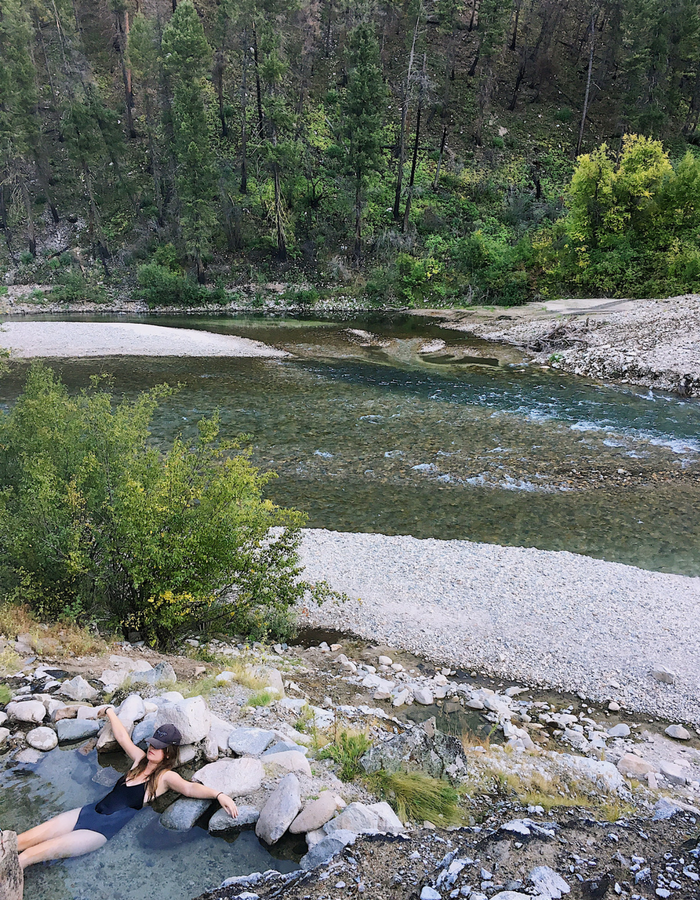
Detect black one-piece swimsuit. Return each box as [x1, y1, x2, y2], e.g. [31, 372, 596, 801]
[73, 775, 147, 840]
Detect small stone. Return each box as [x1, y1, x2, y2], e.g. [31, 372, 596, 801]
[194, 666, 206, 677]
[299, 830, 356, 870]
[413, 687, 434, 706]
[608, 701, 620, 712]
[290, 792, 340, 834]
[607, 723, 630, 738]
[378, 656, 392, 666]
[651, 666, 676, 684]
[0, 727, 10, 745]
[528, 865, 570, 898]
[466, 699, 484, 710]
[665, 724, 691, 741]
[227, 727, 276, 757]
[26, 726, 58, 751]
[256, 773, 302, 844]
[617, 754, 655, 779]
[15, 748, 42, 764]
[420, 888, 441, 900]
[659, 760, 687, 785]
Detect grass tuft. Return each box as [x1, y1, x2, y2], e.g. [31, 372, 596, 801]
[0, 683, 12, 705]
[248, 689, 274, 707]
[0, 601, 107, 657]
[367, 770, 463, 826]
[318, 730, 372, 781]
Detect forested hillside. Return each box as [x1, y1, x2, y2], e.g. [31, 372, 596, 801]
[2, 0, 700, 305]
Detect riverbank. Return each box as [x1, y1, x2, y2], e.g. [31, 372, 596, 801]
[427, 294, 700, 397]
[299, 529, 700, 725]
[0, 321, 288, 358]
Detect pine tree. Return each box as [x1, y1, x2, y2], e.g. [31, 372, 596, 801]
[161, 0, 217, 282]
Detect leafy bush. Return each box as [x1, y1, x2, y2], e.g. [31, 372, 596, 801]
[0, 365, 333, 645]
[19, 251, 34, 266]
[0, 683, 12, 705]
[51, 271, 108, 304]
[555, 107, 573, 122]
[137, 263, 229, 307]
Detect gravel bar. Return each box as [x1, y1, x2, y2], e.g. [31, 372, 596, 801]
[0, 321, 288, 358]
[299, 529, 700, 724]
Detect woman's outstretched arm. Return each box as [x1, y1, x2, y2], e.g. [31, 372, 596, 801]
[101, 707, 146, 763]
[160, 770, 239, 818]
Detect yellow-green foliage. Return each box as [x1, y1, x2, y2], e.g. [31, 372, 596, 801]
[247, 690, 274, 707]
[318, 730, 372, 781]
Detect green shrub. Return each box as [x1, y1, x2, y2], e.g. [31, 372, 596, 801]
[0, 364, 335, 646]
[248, 690, 274, 707]
[0, 286, 8, 296]
[319, 730, 372, 781]
[137, 262, 204, 306]
[51, 271, 108, 304]
[555, 107, 573, 122]
[491, 135, 505, 149]
[0, 684, 11, 705]
[19, 251, 34, 266]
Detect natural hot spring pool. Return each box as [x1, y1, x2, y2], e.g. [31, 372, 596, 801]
[1, 745, 301, 900]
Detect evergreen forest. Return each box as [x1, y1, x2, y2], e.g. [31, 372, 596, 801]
[2, 0, 700, 305]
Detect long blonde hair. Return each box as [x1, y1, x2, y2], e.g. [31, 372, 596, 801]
[129, 744, 179, 801]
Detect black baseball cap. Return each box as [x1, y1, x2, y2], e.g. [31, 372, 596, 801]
[147, 724, 182, 749]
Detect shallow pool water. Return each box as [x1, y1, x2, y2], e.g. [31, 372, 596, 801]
[0, 745, 299, 900]
[1, 312, 699, 574]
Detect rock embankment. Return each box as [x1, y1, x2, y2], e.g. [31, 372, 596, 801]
[440, 295, 700, 396]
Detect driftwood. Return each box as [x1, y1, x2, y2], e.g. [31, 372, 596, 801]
[0, 831, 23, 900]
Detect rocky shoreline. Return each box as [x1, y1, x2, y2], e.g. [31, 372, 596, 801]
[431, 295, 700, 398]
[1, 632, 699, 900]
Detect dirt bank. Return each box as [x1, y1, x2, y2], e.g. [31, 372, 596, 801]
[426, 295, 700, 397]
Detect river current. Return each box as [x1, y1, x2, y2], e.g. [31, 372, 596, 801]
[2, 312, 699, 575]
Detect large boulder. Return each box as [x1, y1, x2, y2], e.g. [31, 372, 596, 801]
[132, 714, 157, 745]
[368, 801, 404, 835]
[299, 830, 356, 871]
[132, 662, 176, 688]
[323, 802, 380, 836]
[26, 727, 58, 752]
[118, 694, 146, 723]
[227, 727, 276, 757]
[59, 676, 98, 702]
[560, 755, 624, 793]
[5, 700, 46, 724]
[264, 750, 311, 777]
[208, 716, 235, 754]
[193, 758, 264, 796]
[160, 798, 212, 831]
[208, 805, 260, 834]
[617, 754, 656, 779]
[56, 719, 101, 743]
[153, 696, 211, 745]
[255, 773, 302, 845]
[263, 741, 308, 757]
[289, 792, 341, 834]
[0, 831, 23, 900]
[360, 725, 468, 781]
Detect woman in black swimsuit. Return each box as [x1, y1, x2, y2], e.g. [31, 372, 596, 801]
[16, 707, 238, 870]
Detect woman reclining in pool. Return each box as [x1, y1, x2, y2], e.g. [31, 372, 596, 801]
[16, 708, 238, 870]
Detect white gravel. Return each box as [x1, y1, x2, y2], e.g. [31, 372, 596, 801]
[299, 529, 700, 724]
[0, 321, 288, 358]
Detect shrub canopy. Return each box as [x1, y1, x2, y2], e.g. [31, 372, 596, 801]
[0, 365, 320, 644]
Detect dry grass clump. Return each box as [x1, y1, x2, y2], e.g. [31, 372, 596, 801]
[367, 769, 464, 826]
[0, 601, 107, 657]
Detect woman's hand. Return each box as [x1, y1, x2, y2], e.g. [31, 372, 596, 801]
[218, 794, 238, 818]
[97, 705, 114, 719]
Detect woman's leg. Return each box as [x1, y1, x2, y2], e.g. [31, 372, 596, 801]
[18, 830, 106, 870]
[17, 808, 81, 853]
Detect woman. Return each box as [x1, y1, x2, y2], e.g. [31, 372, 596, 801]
[16, 707, 238, 870]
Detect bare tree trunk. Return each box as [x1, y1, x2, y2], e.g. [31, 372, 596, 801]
[576, 10, 597, 156]
[252, 24, 265, 140]
[403, 55, 426, 233]
[240, 36, 249, 194]
[510, 0, 522, 51]
[115, 8, 135, 139]
[324, 0, 333, 57]
[393, 10, 420, 220]
[273, 162, 286, 261]
[354, 177, 362, 260]
[432, 125, 447, 190]
[20, 176, 36, 256]
[215, 50, 228, 137]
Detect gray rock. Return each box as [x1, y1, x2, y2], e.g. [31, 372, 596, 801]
[255, 773, 302, 845]
[263, 741, 308, 757]
[208, 715, 235, 754]
[154, 695, 211, 745]
[56, 718, 101, 743]
[193, 757, 264, 796]
[0, 727, 10, 745]
[420, 889, 441, 900]
[132, 662, 176, 687]
[368, 801, 404, 835]
[299, 829, 357, 871]
[360, 725, 468, 780]
[617, 754, 655, 779]
[413, 687, 434, 706]
[653, 798, 683, 821]
[651, 665, 676, 684]
[160, 798, 212, 830]
[660, 760, 687, 785]
[263, 750, 311, 776]
[208, 805, 260, 833]
[131, 713, 157, 745]
[14, 748, 42, 764]
[26, 727, 58, 751]
[607, 723, 630, 738]
[490, 894, 533, 900]
[528, 865, 570, 899]
[59, 676, 98, 702]
[228, 727, 276, 757]
[117, 694, 146, 723]
[290, 792, 340, 834]
[665, 724, 691, 741]
[324, 802, 379, 836]
[5, 700, 46, 724]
